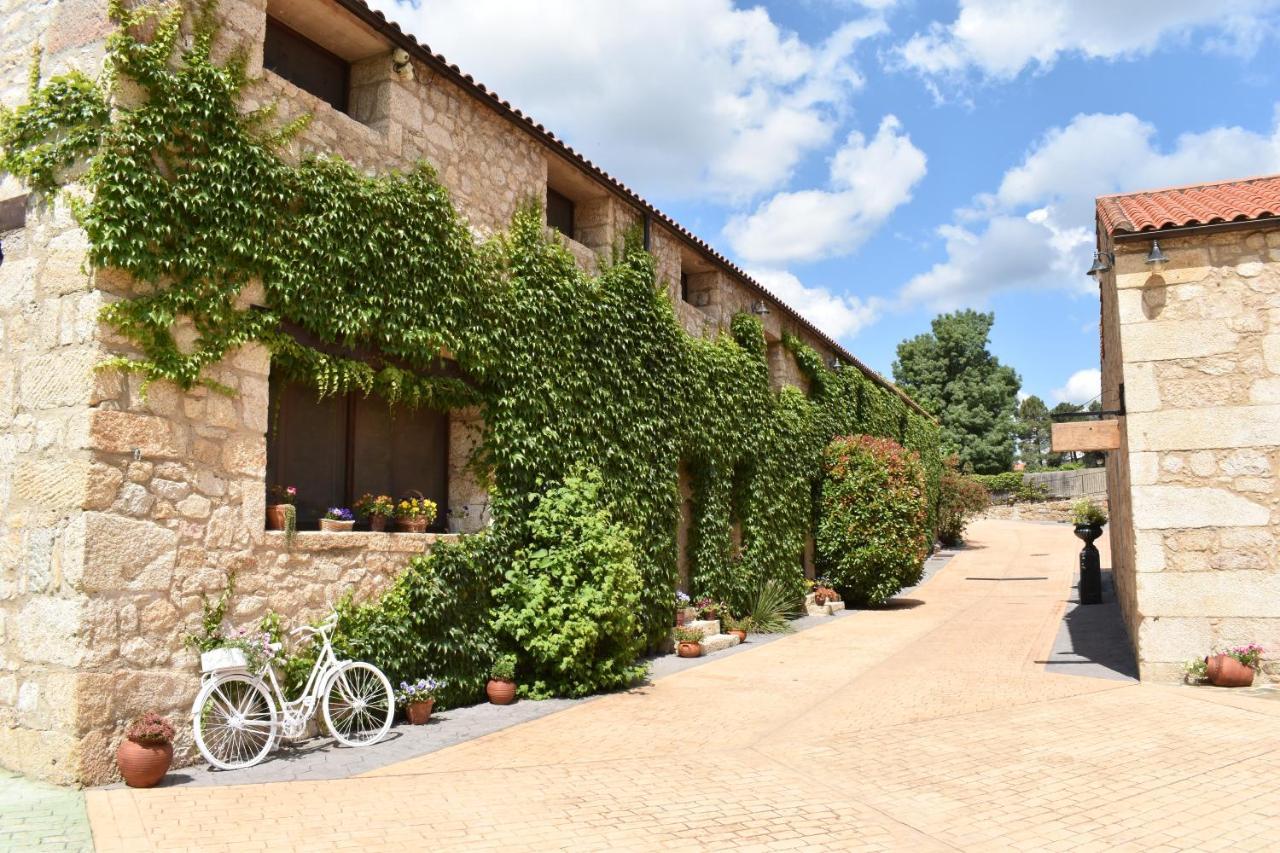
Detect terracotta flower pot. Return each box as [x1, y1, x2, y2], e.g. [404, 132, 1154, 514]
[405, 700, 435, 724]
[266, 504, 291, 530]
[486, 678, 517, 705]
[677, 642, 702, 658]
[320, 519, 354, 532]
[117, 739, 172, 788]
[675, 609, 687, 627]
[395, 518, 428, 533]
[369, 515, 388, 532]
[1205, 654, 1255, 687]
[729, 629, 747, 644]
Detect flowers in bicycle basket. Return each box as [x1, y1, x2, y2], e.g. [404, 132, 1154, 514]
[221, 627, 277, 673]
[395, 677, 441, 707]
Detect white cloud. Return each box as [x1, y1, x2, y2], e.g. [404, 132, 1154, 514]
[900, 110, 1280, 310]
[893, 0, 1280, 83]
[1053, 369, 1101, 405]
[368, 0, 887, 200]
[723, 115, 926, 264]
[747, 268, 883, 340]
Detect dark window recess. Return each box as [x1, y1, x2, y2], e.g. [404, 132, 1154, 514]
[263, 18, 349, 114]
[680, 273, 690, 304]
[546, 188, 575, 238]
[266, 379, 449, 530]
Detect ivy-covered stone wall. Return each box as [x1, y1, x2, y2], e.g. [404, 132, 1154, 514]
[0, 0, 939, 784]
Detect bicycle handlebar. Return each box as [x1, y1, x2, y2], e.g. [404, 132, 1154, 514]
[289, 611, 339, 638]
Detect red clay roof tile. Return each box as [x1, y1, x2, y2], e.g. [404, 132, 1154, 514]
[1097, 174, 1280, 235]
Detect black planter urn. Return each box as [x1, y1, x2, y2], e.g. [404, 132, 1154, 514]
[1073, 523, 1103, 605]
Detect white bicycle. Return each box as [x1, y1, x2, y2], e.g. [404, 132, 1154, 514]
[191, 611, 394, 770]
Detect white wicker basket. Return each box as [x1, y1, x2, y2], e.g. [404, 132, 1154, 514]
[201, 646, 249, 674]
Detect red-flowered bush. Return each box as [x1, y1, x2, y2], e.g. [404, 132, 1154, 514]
[817, 435, 930, 606]
[125, 711, 175, 745]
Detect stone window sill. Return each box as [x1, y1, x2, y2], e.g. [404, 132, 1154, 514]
[263, 530, 462, 553]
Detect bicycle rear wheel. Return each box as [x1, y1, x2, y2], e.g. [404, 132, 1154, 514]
[322, 661, 394, 747]
[192, 673, 278, 770]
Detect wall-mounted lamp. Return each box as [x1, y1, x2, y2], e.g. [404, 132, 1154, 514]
[1145, 240, 1168, 267]
[829, 358, 843, 371]
[751, 299, 770, 316]
[392, 48, 414, 81]
[1086, 250, 1113, 278]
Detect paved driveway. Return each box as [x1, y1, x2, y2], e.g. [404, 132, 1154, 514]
[86, 520, 1280, 851]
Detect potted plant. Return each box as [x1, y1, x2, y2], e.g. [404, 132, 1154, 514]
[394, 494, 438, 533]
[724, 615, 749, 644]
[354, 493, 395, 532]
[266, 485, 297, 545]
[320, 507, 355, 532]
[486, 654, 518, 705]
[1205, 644, 1264, 687]
[396, 677, 440, 724]
[693, 597, 723, 622]
[116, 711, 175, 788]
[813, 583, 840, 606]
[674, 590, 692, 626]
[1070, 499, 1107, 542]
[673, 626, 704, 658]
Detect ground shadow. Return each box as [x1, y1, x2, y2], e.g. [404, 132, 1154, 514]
[870, 598, 925, 611]
[1040, 570, 1138, 681]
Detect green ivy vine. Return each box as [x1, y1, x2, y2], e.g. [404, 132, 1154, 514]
[1, 0, 941, 660]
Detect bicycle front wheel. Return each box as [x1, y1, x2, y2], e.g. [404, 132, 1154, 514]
[192, 673, 278, 770]
[322, 661, 394, 747]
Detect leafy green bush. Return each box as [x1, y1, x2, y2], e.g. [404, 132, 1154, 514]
[491, 469, 648, 698]
[970, 471, 1048, 505]
[817, 435, 929, 606]
[937, 461, 990, 545]
[283, 535, 500, 708]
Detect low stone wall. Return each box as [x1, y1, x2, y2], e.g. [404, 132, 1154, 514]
[982, 498, 1110, 525]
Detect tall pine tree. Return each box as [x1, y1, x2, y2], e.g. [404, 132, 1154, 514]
[892, 310, 1020, 474]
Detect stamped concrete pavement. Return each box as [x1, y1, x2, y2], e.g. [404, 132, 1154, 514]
[85, 519, 1280, 851]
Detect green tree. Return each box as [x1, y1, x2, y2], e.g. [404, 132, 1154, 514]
[1015, 395, 1051, 470]
[892, 311, 1020, 474]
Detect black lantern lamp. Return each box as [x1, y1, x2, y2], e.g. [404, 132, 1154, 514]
[1086, 250, 1113, 277]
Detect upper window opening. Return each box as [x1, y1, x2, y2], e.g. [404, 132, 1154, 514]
[680, 273, 691, 304]
[264, 18, 350, 114]
[547, 188, 576, 238]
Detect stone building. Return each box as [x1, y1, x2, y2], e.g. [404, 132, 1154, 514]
[0, 0, 925, 783]
[1089, 176, 1280, 682]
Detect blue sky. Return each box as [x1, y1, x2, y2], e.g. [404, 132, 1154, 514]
[373, 0, 1280, 404]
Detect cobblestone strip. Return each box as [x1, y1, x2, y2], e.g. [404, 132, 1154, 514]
[0, 769, 93, 852]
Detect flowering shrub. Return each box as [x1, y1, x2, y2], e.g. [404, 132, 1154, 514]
[395, 496, 438, 523]
[395, 677, 440, 707]
[675, 591, 691, 609]
[324, 507, 354, 522]
[354, 493, 395, 520]
[817, 435, 929, 606]
[937, 460, 989, 545]
[125, 711, 175, 745]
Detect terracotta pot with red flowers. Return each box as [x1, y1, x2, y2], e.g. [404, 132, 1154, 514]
[117, 711, 175, 788]
[266, 485, 297, 547]
[724, 615, 749, 644]
[486, 655, 518, 705]
[673, 626, 704, 658]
